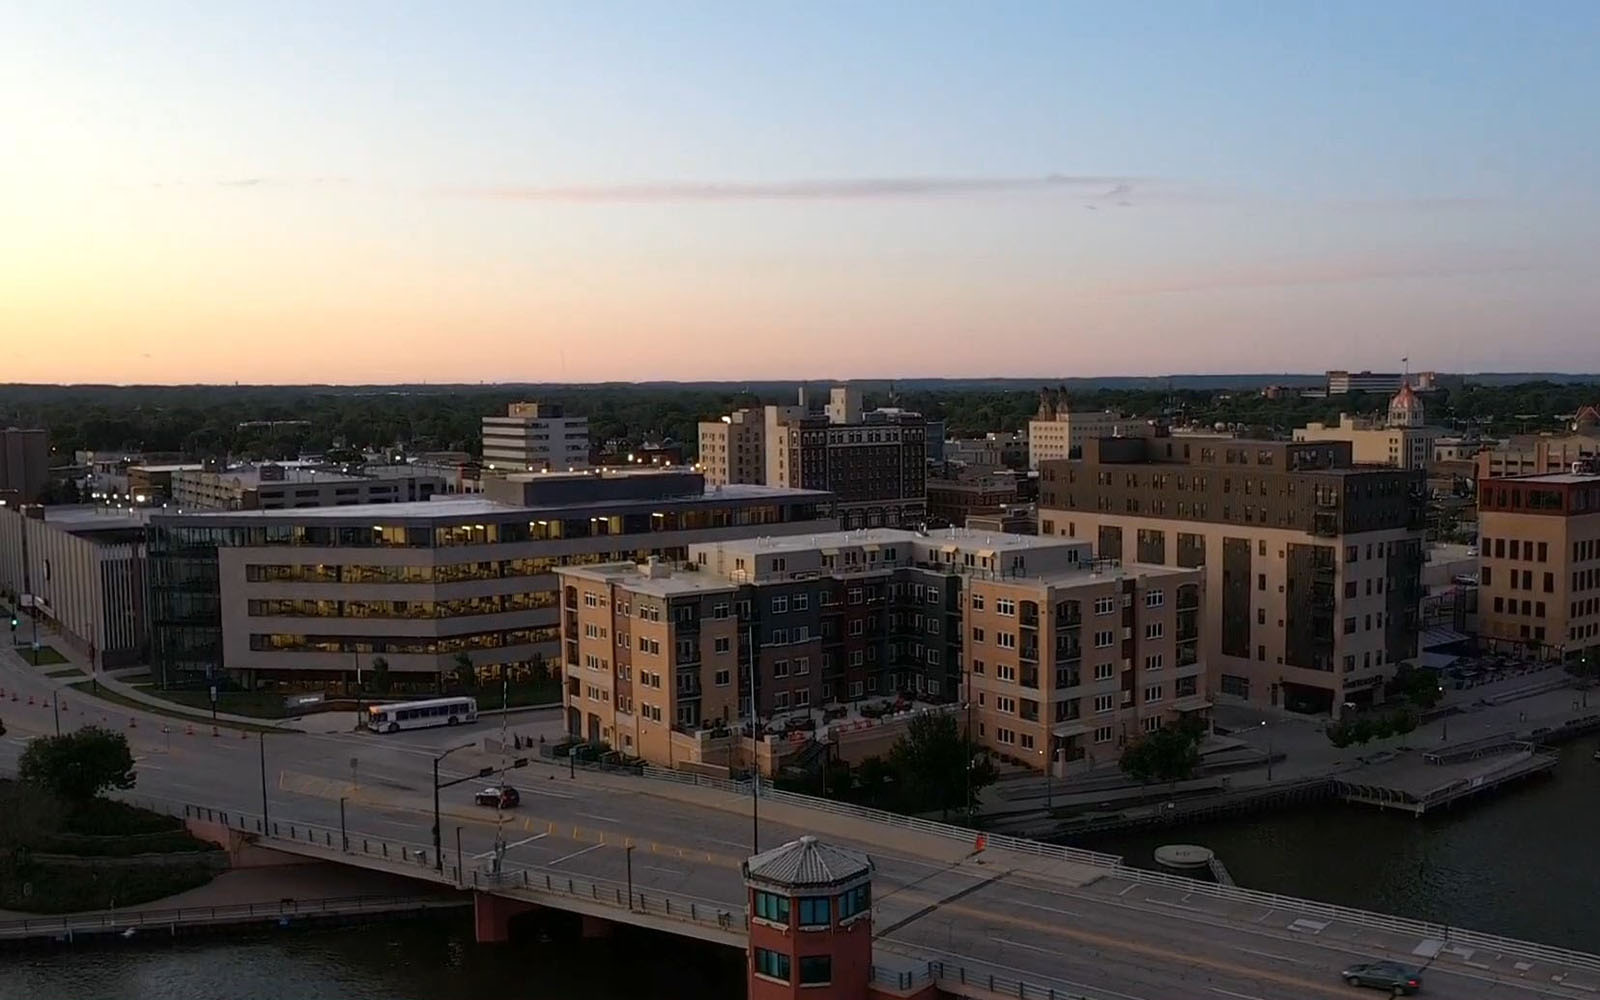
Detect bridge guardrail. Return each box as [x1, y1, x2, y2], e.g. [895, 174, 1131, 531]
[166, 799, 751, 942]
[1114, 866, 1600, 974]
[871, 958, 1094, 999]
[119, 791, 1600, 977]
[0, 894, 459, 941]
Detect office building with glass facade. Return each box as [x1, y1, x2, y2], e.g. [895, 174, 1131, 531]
[147, 471, 833, 691]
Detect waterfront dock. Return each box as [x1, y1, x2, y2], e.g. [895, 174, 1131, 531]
[1333, 737, 1558, 815]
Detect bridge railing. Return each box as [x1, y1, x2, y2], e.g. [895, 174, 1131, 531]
[1114, 866, 1600, 974]
[0, 894, 459, 941]
[754, 785, 1123, 870]
[871, 959, 1095, 999]
[153, 799, 750, 941]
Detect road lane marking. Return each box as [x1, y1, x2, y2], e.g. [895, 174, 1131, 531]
[1117, 882, 1139, 896]
[548, 842, 605, 866]
[1234, 947, 1310, 966]
[974, 939, 1154, 1000]
[1011, 899, 1085, 918]
[472, 832, 548, 858]
[1210, 990, 1266, 1000]
[576, 811, 620, 823]
[639, 864, 687, 876]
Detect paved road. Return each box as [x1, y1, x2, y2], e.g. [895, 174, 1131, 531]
[4, 650, 1598, 999]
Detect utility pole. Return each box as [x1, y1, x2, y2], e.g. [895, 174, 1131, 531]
[20, 520, 39, 666]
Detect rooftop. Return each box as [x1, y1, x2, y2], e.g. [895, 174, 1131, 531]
[712, 526, 1071, 557]
[151, 483, 831, 523]
[560, 560, 740, 598]
[1492, 472, 1600, 485]
[742, 836, 872, 890]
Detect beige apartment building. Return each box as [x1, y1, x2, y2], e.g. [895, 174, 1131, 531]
[698, 408, 768, 487]
[557, 528, 1206, 775]
[170, 463, 442, 510]
[965, 557, 1205, 774]
[1476, 470, 1600, 666]
[1027, 388, 1152, 469]
[1039, 437, 1424, 716]
[1294, 385, 1438, 472]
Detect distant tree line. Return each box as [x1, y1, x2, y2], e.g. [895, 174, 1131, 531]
[2, 378, 1595, 464]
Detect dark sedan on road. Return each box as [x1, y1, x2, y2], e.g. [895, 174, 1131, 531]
[473, 786, 520, 809]
[1341, 960, 1422, 994]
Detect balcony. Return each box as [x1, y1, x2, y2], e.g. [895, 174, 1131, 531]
[1020, 668, 1040, 690]
[1020, 643, 1040, 664]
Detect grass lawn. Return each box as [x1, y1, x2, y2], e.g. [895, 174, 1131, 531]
[66, 680, 287, 734]
[138, 686, 297, 719]
[43, 666, 85, 679]
[11, 643, 69, 665]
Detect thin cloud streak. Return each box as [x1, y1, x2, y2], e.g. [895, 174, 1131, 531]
[1115, 253, 1549, 296]
[467, 174, 1148, 203]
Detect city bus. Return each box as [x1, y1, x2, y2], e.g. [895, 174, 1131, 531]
[367, 696, 478, 733]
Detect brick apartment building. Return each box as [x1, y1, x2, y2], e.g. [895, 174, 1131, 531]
[557, 527, 1204, 772]
[1039, 437, 1423, 716]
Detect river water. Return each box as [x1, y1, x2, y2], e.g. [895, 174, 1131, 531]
[1078, 734, 1600, 950]
[4, 738, 1595, 997]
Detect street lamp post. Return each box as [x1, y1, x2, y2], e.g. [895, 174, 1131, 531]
[432, 742, 475, 874]
[51, 693, 60, 736]
[258, 731, 270, 833]
[625, 843, 635, 911]
[339, 796, 348, 852]
[1260, 720, 1274, 781]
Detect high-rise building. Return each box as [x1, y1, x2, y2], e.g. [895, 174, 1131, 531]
[1039, 437, 1423, 716]
[0, 427, 50, 505]
[1026, 389, 1152, 469]
[146, 470, 833, 690]
[698, 408, 768, 487]
[1294, 385, 1439, 471]
[701, 388, 927, 530]
[556, 527, 1204, 773]
[1476, 469, 1600, 666]
[481, 402, 590, 473]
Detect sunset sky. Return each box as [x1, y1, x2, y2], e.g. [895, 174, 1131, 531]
[3, 1, 1599, 384]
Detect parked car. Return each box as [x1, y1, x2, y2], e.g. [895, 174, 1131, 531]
[474, 786, 520, 809]
[1341, 960, 1422, 994]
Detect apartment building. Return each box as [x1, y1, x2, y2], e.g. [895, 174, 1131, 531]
[1294, 385, 1438, 471]
[170, 463, 442, 510]
[146, 470, 833, 691]
[1039, 437, 1423, 716]
[966, 554, 1204, 773]
[701, 388, 928, 530]
[698, 408, 768, 487]
[481, 402, 590, 473]
[1476, 470, 1600, 665]
[1027, 389, 1152, 469]
[0, 427, 49, 505]
[557, 527, 1203, 773]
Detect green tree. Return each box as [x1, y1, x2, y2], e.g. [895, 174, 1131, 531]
[1326, 722, 1354, 749]
[1385, 665, 1443, 710]
[1119, 724, 1203, 791]
[18, 727, 136, 802]
[1392, 709, 1419, 736]
[453, 652, 476, 690]
[1348, 718, 1375, 746]
[888, 712, 995, 820]
[367, 656, 391, 694]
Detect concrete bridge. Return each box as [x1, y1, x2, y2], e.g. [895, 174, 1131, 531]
[158, 761, 1600, 1000]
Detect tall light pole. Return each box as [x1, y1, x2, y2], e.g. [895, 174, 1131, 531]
[1260, 720, 1274, 781]
[258, 731, 271, 832]
[747, 623, 759, 855]
[433, 741, 475, 873]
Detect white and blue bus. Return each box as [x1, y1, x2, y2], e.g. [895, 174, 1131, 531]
[367, 696, 478, 733]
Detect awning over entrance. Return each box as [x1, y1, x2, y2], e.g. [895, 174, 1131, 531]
[1171, 694, 1213, 713]
[1051, 720, 1092, 739]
